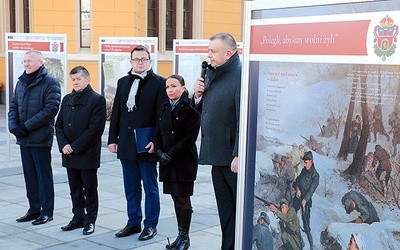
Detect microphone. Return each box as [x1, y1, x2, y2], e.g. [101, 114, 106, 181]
[201, 61, 208, 79]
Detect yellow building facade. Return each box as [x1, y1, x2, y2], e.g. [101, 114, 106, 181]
[0, 0, 242, 94]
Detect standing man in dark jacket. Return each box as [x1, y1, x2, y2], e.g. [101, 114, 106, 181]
[192, 32, 241, 250]
[56, 66, 106, 235]
[8, 50, 61, 225]
[292, 151, 319, 250]
[108, 45, 168, 241]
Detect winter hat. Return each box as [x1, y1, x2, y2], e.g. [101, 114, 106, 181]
[280, 198, 289, 206]
[352, 233, 366, 250]
[344, 198, 353, 214]
[272, 153, 281, 163]
[302, 151, 313, 161]
[258, 212, 270, 225]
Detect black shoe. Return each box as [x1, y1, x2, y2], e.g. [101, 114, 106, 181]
[32, 215, 53, 225]
[138, 227, 157, 241]
[166, 235, 181, 249]
[61, 220, 85, 231]
[83, 223, 95, 235]
[16, 212, 40, 222]
[115, 224, 141, 237]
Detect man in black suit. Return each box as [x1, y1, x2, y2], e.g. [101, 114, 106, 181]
[56, 66, 106, 235]
[108, 45, 168, 240]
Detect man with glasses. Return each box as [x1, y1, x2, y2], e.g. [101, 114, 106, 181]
[108, 45, 167, 240]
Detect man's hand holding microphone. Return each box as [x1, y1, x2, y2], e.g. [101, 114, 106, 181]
[194, 61, 209, 99]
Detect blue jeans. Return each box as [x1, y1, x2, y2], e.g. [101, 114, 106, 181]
[20, 146, 54, 217]
[120, 159, 160, 228]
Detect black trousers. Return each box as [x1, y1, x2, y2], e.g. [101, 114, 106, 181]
[20, 146, 54, 217]
[211, 166, 237, 250]
[66, 168, 98, 224]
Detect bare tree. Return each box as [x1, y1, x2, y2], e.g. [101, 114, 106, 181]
[346, 64, 369, 177]
[338, 64, 359, 159]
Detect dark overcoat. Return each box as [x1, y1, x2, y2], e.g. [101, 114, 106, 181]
[107, 70, 167, 161]
[154, 91, 200, 182]
[293, 164, 320, 207]
[191, 52, 241, 166]
[8, 66, 61, 147]
[55, 85, 106, 169]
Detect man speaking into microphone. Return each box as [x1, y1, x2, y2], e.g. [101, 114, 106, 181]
[191, 33, 241, 250]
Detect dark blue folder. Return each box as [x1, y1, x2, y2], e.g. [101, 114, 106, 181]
[134, 127, 155, 153]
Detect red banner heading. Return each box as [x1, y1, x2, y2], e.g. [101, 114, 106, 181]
[176, 45, 209, 53]
[8, 41, 64, 52]
[176, 45, 243, 55]
[101, 44, 155, 53]
[250, 20, 371, 55]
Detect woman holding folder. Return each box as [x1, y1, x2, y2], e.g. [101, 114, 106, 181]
[154, 74, 200, 250]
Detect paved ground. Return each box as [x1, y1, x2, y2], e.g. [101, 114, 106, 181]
[0, 104, 222, 250]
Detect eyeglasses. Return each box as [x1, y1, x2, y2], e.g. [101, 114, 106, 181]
[131, 58, 150, 63]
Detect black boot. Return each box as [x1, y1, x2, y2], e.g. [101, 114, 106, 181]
[173, 208, 192, 250]
[166, 206, 182, 249]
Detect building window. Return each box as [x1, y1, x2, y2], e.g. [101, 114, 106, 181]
[9, 0, 30, 33]
[80, 0, 91, 48]
[9, 0, 16, 32]
[183, 0, 192, 39]
[23, 0, 30, 32]
[148, 0, 159, 38]
[166, 0, 176, 50]
[148, 0, 193, 51]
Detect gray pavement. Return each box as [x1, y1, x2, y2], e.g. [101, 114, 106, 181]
[0, 104, 222, 250]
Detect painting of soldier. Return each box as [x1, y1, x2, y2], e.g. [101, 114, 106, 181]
[318, 117, 336, 138]
[388, 112, 400, 157]
[371, 105, 390, 143]
[252, 212, 273, 250]
[279, 155, 295, 202]
[372, 145, 392, 197]
[341, 190, 380, 224]
[269, 198, 304, 250]
[304, 135, 325, 156]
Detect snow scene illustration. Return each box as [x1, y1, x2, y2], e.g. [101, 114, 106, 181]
[251, 61, 400, 250]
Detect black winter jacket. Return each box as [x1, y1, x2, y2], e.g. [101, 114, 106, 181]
[107, 69, 168, 161]
[8, 66, 61, 147]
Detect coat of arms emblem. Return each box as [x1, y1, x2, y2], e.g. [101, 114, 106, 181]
[373, 15, 398, 61]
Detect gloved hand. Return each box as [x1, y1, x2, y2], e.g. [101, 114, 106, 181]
[10, 127, 28, 138]
[156, 150, 172, 166]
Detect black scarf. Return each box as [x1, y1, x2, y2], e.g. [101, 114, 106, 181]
[22, 65, 44, 86]
[71, 85, 91, 105]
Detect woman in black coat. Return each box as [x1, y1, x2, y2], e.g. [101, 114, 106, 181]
[154, 75, 200, 250]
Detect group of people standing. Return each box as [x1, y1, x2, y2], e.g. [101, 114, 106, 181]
[8, 32, 241, 250]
